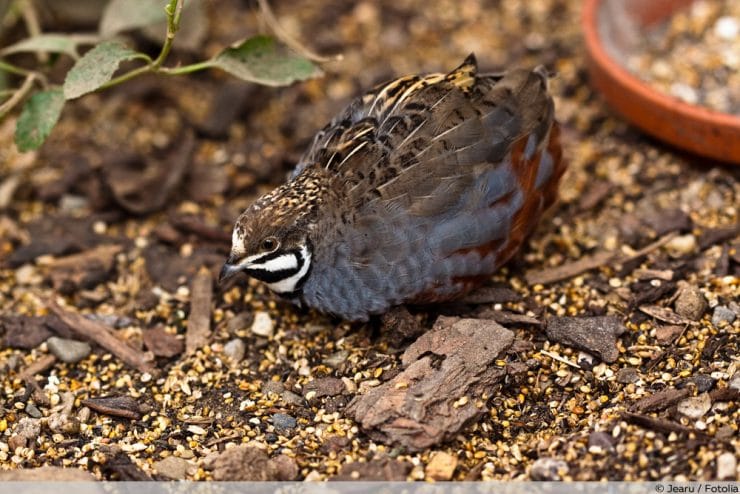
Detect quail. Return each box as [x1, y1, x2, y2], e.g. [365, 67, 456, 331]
[220, 54, 566, 321]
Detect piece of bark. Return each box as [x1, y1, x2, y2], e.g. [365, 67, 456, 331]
[1, 315, 53, 349]
[643, 208, 692, 236]
[186, 268, 213, 353]
[19, 353, 57, 405]
[48, 300, 156, 374]
[380, 305, 424, 345]
[459, 285, 521, 304]
[304, 377, 345, 398]
[639, 304, 690, 326]
[622, 411, 696, 435]
[545, 316, 626, 363]
[81, 395, 144, 419]
[47, 244, 122, 294]
[100, 447, 152, 480]
[526, 234, 676, 285]
[348, 316, 514, 451]
[170, 214, 231, 245]
[476, 309, 542, 326]
[525, 251, 614, 286]
[204, 446, 279, 481]
[629, 387, 690, 413]
[143, 324, 184, 358]
[698, 224, 740, 250]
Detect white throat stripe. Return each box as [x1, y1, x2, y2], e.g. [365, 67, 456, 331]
[252, 252, 299, 272]
[266, 246, 311, 293]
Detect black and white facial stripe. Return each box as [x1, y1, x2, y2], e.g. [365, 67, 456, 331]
[241, 245, 312, 294]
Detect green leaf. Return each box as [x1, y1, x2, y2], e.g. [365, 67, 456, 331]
[0, 34, 100, 59]
[15, 88, 65, 151]
[99, 0, 168, 36]
[63, 41, 148, 99]
[207, 35, 322, 87]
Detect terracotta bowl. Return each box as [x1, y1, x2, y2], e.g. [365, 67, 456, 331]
[582, 0, 740, 164]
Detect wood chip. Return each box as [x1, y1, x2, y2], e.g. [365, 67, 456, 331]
[48, 300, 156, 374]
[348, 316, 514, 451]
[545, 316, 626, 363]
[639, 304, 690, 325]
[526, 233, 677, 285]
[81, 395, 144, 419]
[186, 267, 213, 353]
[622, 411, 696, 435]
[629, 387, 690, 413]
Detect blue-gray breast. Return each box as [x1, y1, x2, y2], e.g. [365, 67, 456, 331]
[220, 54, 566, 321]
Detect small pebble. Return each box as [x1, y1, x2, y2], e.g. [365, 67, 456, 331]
[223, 338, 246, 363]
[616, 368, 640, 384]
[153, 456, 193, 480]
[676, 393, 712, 419]
[425, 451, 458, 481]
[271, 413, 297, 432]
[46, 337, 91, 364]
[251, 311, 274, 337]
[24, 403, 42, 419]
[530, 457, 569, 480]
[711, 306, 736, 327]
[692, 375, 715, 393]
[716, 452, 737, 480]
[674, 284, 707, 321]
[665, 234, 697, 257]
[588, 431, 615, 453]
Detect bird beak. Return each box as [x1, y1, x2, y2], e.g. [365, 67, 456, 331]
[219, 255, 242, 284]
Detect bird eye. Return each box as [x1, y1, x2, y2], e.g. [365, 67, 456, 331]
[261, 237, 279, 252]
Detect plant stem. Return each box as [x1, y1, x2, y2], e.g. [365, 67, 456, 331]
[0, 72, 35, 118]
[0, 59, 32, 76]
[98, 0, 183, 90]
[159, 60, 213, 76]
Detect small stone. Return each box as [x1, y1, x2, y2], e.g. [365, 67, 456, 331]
[271, 454, 299, 481]
[729, 373, 740, 392]
[303, 377, 345, 398]
[676, 393, 712, 419]
[250, 311, 274, 337]
[655, 325, 684, 345]
[616, 368, 640, 384]
[674, 284, 707, 321]
[692, 375, 715, 393]
[425, 451, 458, 480]
[11, 417, 41, 449]
[46, 336, 91, 364]
[712, 306, 736, 327]
[223, 338, 246, 363]
[154, 456, 194, 480]
[530, 457, 569, 480]
[47, 411, 81, 435]
[716, 452, 737, 481]
[271, 413, 297, 433]
[25, 402, 42, 418]
[15, 264, 42, 285]
[588, 431, 615, 453]
[664, 234, 697, 256]
[280, 390, 305, 407]
[323, 350, 350, 369]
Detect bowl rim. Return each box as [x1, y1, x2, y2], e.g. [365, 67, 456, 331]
[582, 0, 740, 132]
